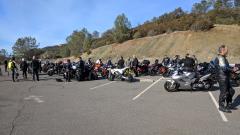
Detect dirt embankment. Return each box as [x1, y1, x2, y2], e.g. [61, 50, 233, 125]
[61, 25, 240, 63]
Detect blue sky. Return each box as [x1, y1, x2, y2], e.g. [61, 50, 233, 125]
[0, 0, 200, 52]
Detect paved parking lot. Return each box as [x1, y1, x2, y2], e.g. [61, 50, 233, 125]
[0, 70, 240, 135]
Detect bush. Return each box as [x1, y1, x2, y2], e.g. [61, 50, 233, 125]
[190, 18, 214, 31]
[133, 31, 142, 39]
[86, 50, 91, 55]
[147, 30, 158, 36]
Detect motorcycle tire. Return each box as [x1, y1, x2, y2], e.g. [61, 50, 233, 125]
[48, 70, 54, 76]
[108, 73, 115, 81]
[204, 83, 212, 90]
[76, 72, 83, 81]
[164, 81, 178, 92]
[236, 80, 240, 86]
[128, 75, 134, 82]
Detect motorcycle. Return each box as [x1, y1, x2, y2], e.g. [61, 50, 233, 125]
[75, 64, 98, 81]
[47, 63, 55, 76]
[108, 67, 134, 82]
[93, 64, 109, 79]
[137, 61, 150, 76]
[164, 64, 216, 92]
[231, 64, 240, 86]
[162, 63, 176, 77]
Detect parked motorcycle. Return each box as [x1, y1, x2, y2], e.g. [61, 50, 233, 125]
[137, 60, 150, 76]
[231, 64, 240, 86]
[75, 64, 98, 81]
[108, 67, 134, 82]
[93, 64, 109, 79]
[164, 64, 216, 92]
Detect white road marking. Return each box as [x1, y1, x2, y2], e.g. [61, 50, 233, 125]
[90, 81, 115, 90]
[138, 78, 154, 82]
[208, 91, 228, 122]
[24, 95, 44, 103]
[132, 77, 163, 100]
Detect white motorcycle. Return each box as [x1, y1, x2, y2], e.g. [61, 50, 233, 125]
[108, 67, 134, 82]
[164, 69, 214, 92]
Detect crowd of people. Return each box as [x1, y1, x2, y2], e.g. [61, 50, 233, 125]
[3, 56, 41, 82]
[0, 45, 238, 113]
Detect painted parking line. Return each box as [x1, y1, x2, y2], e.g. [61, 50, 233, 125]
[208, 91, 228, 122]
[90, 81, 116, 90]
[132, 77, 163, 100]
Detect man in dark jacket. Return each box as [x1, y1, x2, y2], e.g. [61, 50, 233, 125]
[77, 57, 85, 71]
[32, 56, 40, 81]
[162, 55, 170, 66]
[132, 56, 139, 77]
[117, 56, 125, 69]
[107, 57, 113, 67]
[214, 45, 237, 113]
[182, 54, 195, 72]
[65, 59, 72, 82]
[173, 55, 181, 68]
[4, 59, 8, 72]
[77, 57, 85, 79]
[20, 58, 28, 79]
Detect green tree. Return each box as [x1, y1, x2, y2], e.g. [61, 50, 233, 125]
[192, 0, 212, 14]
[12, 37, 39, 58]
[92, 31, 100, 39]
[83, 33, 93, 52]
[222, 0, 233, 8]
[60, 46, 71, 57]
[214, 0, 233, 9]
[214, 0, 224, 9]
[234, 0, 240, 7]
[66, 28, 88, 56]
[0, 49, 8, 57]
[113, 13, 132, 43]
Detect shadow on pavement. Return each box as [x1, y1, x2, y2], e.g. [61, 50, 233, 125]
[177, 86, 219, 93]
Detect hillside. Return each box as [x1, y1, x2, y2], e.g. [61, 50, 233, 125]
[81, 25, 240, 63]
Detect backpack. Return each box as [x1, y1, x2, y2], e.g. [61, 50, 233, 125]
[8, 61, 14, 70]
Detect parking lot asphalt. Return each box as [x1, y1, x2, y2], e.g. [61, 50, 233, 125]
[0, 69, 240, 135]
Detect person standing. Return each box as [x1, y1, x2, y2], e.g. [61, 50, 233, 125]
[117, 56, 125, 69]
[77, 57, 85, 80]
[162, 55, 170, 66]
[181, 54, 195, 72]
[8, 57, 18, 82]
[126, 57, 132, 67]
[65, 59, 72, 82]
[20, 58, 28, 79]
[32, 56, 40, 81]
[214, 45, 237, 113]
[4, 59, 8, 72]
[39, 59, 42, 73]
[107, 57, 113, 67]
[132, 56, 139, 77]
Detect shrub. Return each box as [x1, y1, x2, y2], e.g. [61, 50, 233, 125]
[190, 18, 214, 31]
[133, 31, 142, 39]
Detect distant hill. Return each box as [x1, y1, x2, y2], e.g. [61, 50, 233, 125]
[80, 25, 240, 63]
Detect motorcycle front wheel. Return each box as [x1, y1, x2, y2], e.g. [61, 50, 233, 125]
[164, 81, 178, 92]
[108, 73, 115, 81]
[128, 75, 134, 82]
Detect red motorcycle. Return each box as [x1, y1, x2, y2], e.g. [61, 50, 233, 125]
[94, 64, 109, 79]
